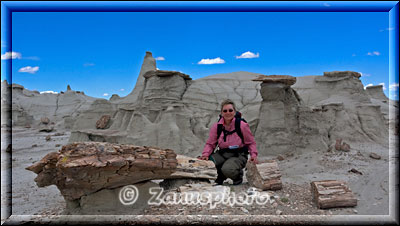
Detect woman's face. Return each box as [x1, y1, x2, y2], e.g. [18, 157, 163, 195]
[221, 104, 235, 122]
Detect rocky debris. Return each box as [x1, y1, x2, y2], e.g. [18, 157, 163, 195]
[54, 132, 65, 136]
[40, 117, 50, 125]
[335, 139, 342, 151]
[246, 160, 282, 190]
[55, 144, 61, 147]
[143, 70, 192, 80]
[168, 155, 217, 180]
[369, 153, 381, 160]
[311, 180, 357, 209]
[95, 115, 111, 129]
[277, 155, 285, 161]
[323, 71, 361, 79]
[348, 168, 363, 175]
[39, 124, 54, 132]
[45, 135, 51, 141]
[252, 75, 296, 86]
[341, 142, 350, 152]
[32, 144, 38, 147]
[25, 142, 178, 200]
[25, 124, 31, 128]
[335, 139, 351, 152]
[276, 210, 283, 215]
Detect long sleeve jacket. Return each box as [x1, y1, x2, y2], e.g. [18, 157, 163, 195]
[201, 117, 258, 158]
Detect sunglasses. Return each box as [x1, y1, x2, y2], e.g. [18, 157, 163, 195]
[223, 109, 234, 113]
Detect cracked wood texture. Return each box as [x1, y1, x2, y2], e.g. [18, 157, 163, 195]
[246, 160, 282, 190]
[26, 142, 178, 200]
[168, 155, 217, 180]
[311, 180, 357, 209]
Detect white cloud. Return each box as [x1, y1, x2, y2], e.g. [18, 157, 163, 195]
[352, 54, 356, 57]
[235, 51, 260, 59]
[364, 83, 373, 89]
[379, 83, 386, 90]
[83, 63, 95, 67]
[367, 51, 380, 56]
[18, 66, 39, 74]
[198, 57, 225, 65]
[155, 56, 165, 61]
[1, 51, 22, 60]
[380, 27, 395, 32]
[120, 88, 125, 91]
[323, 2, 331, 7]
[103, 93, 109, 96]
[1, 41, 6, 48]
[40, 91, 58, 94]
[389, 83, 399, 91]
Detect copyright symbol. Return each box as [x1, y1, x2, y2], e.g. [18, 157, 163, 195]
[119, 185, 139, 205]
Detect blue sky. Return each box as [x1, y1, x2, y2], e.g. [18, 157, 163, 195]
[1, 11, 398, 99]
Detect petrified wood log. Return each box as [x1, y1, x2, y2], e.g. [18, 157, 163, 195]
[166, 155, 217, 180]
[26, 142, 178, 200]
[246, 160, 282, 190]
[311, 180, 357, 209]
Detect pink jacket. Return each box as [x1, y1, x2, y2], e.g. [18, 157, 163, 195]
[201, 117, 258, 158]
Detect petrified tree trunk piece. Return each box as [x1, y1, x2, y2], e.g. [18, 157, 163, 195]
[311, 180, 357, 209]
[246, 160, 282, 190]
[26, 142, 178, 200]
[167, 155, 217, 180]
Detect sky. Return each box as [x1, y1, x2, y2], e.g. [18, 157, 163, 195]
[1, 10, 399, 100]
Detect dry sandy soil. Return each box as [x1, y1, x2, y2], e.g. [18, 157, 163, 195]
[1, 126, 398, 223]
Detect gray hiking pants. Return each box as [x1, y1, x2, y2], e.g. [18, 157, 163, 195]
[209, 148, 248, 181]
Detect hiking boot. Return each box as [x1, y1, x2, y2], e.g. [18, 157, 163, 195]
[232, 178, 243, 185]
[215, 177, 225, 185]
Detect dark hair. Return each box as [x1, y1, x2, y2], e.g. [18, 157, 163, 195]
[220, 99, 236, 112]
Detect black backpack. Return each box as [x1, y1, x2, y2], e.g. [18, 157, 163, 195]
[216, 111, 247, 144]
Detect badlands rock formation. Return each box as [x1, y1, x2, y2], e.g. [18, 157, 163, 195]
[5, 51, 395, 158]
[67, 52, 394, 158]
[1, 81, 101, 129]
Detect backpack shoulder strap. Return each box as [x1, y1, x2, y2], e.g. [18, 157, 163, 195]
[234, 112, 245, 144]
[216, 115, 223, 144]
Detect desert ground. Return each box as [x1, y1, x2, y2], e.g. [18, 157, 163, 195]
[3, 124, 397, 219]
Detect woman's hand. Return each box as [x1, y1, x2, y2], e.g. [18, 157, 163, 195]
[197, 156, 209, 161]
[249, 157, 259, 164]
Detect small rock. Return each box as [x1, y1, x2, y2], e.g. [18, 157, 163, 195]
[45, 135, 51, 141]
[335, 139, 342, 151]
[353, 209, 358, 214]
[276, 210, 283, 215]
[55, 144, 61, 147]
[32, 144, 38, 148]
[54, 132, 65, 136]
[348, 168, 363, 175]
[40, 117, 50, 125]
[25, 124, 31, 128]
[369, 153, 381, 160]
[341, 142, 351, 152]
[277, 155, 285, 161]
[240, 207, 249, 214]
[272, 202, 278, 208]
